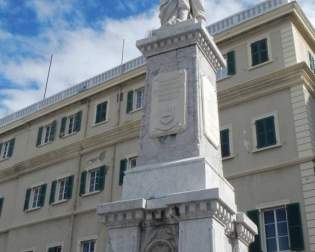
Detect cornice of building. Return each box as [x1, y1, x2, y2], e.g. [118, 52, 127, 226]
[218, 62, 315, 109]
[0, 120, 140, 183]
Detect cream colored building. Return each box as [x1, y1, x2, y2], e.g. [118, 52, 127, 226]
[0, 0, 314, 251]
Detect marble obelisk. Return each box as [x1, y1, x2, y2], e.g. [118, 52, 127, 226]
[97, 4, 257, 252]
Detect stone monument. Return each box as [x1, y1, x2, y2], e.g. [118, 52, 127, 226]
[97, 1, 258, 251]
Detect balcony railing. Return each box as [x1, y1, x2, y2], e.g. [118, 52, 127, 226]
[207, 0, 291, 35]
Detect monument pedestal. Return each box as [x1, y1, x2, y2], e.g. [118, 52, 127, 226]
[97, 20, 257, 251]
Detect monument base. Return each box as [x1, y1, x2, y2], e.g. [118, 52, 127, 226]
[97, 188, 257, 252]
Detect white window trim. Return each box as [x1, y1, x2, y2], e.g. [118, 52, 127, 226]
[220, 124, 235, 160]
[77, 235, 97, 252]
[128, 87, 145, 113]
[21, 248, 36, 252]
[93, 99, 110, 126]
[61, 110, 82, 138]
[46, 242, 64, 252]
[0, 139, 13, 161]
[261, 206, 291, 252]
[247, 34, 273, 70]
[55, 177, 68, 203]
[81, 166, 103, 197]
[38, 121, 56, 147]
[26, 182, 46, 212]
[251, 111, 281, 153]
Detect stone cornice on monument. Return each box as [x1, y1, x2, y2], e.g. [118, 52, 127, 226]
[136, 20, 226, 71]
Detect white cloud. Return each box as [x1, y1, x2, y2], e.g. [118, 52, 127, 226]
[0, 0, 314, 119]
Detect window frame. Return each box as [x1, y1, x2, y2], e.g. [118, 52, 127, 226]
[46, 242, 63, 252]
[77, 235, 97, 252]
[119, 155, 138, 186]
[37, 121, 57, 147]
[126, 87, 145, 114]
[262, 206, 290, 252]
[25, 183, 46, 212]
[0, 196, 4, 217]
[60, 111, 82, 138]
[252, 112, 281, 152]
[93, 99, 109, 126]
[248, 35, 272, 69]
[0, 138, 15, 160]
[308, 51, 315, 74]
[220, 125, 234, 160]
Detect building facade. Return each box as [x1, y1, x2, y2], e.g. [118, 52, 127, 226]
[0, 0, 314, 251]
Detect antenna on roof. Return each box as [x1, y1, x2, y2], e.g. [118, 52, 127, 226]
[121, 39, 125, 65]
[43, 54, 53, 99]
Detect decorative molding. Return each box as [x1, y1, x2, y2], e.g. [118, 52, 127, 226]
[235, 213, 257, 246]
[0, 120, 140, 183]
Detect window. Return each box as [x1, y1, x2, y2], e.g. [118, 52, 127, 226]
[254, 115, 278, 149]
[226, 51, 236, 76]
[95, 101, 108, 124]
[251, 38, 269, 66]
[80, 240, 96, 252]
[247, 203, 304, 252]
[220, 128, 231, 158]
[119, 157, 138, 186]
[0, 138, 15, 160]
[48, 246, 62, 252]
[264, 207, 289, 252]
[60, 111, 82, 138]
[126, 88, 144, 113]
[0, 197, 4, 216]
[309, 52, 315, 74]
[36, 121, 57, 146]
[49, 176, 74, 204]
[24, 184, 47, 211]
[79, 166, 106, 196]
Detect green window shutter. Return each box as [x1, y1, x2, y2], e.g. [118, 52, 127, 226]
[220, 129, 230, 158]
[24, 188, 31, 211]
[260, 38, 269, 63]
[8, 138, 15, 158]
[49, 121, 57, 142]
[98, 166, 107, 191]
[256, 116, 276, 149]
[255, 119, 265, 148]
[80, 171, 87, 196]
[96, 102, 107, 124]
[74, 111, 82, 132]
[36, 127, 43, 146]
[265, 116, 276, 146]
[39, 184, 47, 207]
[65, 175, 74, 199]
[126, 91, 134, 113]
[251, 39, 268, 66]
[287, 203, 304, 250]
[227, 51, 236, 75]
[251, 42, 260, 66]
[60, 117, 67, 137]
[119, 159, 128, 186]
[0, 197, 4, 216]
[247, 210, 262, 252]
[49, 180, 57, 205]
[0, 143, 3, 155]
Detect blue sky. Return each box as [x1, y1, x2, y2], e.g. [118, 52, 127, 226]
[0, 0, 314, 118]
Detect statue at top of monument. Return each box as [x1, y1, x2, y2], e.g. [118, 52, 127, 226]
[159, 0, 206, 26]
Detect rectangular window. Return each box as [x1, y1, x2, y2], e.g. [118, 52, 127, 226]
[0, 197, 4, 216]
[0, 138, 15, 160]
[48, 246, 62, 252]
[126, 88, 144, 113]
[80, 166, 106, 196]
[119, 157, 138, 186]
[24, 184, 47, 211]
[81, 240, 96, 252]
[251, 38, 269, 66]
[255, 115, 277, 149]
[36, 121, 57, 146]
[50, 176, 74, 205]
[220, 129, 231, 158]
[264, 207, 289, 252]
[95, 101, 108, 124]
[60, 111, 82, 138]
[227, 51, 236, 75]
[309, 52, 315, 74]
